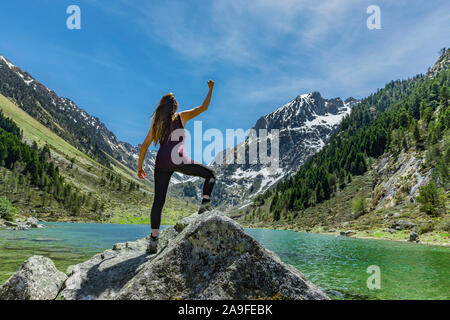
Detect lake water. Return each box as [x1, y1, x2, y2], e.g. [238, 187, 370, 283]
[0, 222, 449, 300]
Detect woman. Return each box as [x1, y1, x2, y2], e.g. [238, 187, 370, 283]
[137, 80, 216, 254]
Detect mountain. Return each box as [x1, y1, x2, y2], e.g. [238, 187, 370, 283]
[0, 55, 197, 223]
[187, 92, 358, 208]
[243, 49, 449, 244]
[0, 55, 186, 183]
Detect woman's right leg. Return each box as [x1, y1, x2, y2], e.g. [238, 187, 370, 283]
[174, 162, 216, 199]
[150, 168, 173, 237]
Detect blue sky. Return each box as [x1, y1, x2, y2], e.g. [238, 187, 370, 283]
[0, 0, 449, 162]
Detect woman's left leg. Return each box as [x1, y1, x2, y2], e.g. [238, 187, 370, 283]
[150, 168, 173, 237]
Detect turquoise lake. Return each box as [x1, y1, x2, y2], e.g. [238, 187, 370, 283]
[0, 222, 449, 300]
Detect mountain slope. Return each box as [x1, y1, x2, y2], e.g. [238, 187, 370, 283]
[0, 55, 185, 184]
[242, 49, 449, 243]
[179, 92, 358, 208]
[0, 55, 198, 223]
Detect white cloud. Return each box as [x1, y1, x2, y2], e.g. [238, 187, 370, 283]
[97, 0, 449, 104]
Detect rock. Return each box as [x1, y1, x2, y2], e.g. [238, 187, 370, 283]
[30, 223, 45, 228]
[0, 255, 67, 300]
[4, 220, 18, 227]
[340, 230, 356, 237]
[25, 217, 39, 225]
[4, 217, 45, 230]
[408, 232, 419, 243]
[393, 213, 401, 218]
[7, 225, 29, 231]
[383, 228, 396, 234]
[391, 220, 417, 230]
[61, 211, 329, 300]
[25, 217, 45, 228]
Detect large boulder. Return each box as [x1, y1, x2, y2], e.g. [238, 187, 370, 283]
[25, 217, 45, 228]
[391, 220, 417, 230]
[0, 255, 67, 300]
[61, 211, 328, 300]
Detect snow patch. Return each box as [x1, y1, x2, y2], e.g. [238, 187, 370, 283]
[0, 56, 15, 69]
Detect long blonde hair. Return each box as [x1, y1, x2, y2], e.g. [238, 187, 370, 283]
[151, 93, 179, 146]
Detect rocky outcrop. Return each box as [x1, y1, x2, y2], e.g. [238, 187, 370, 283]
[0, 255, 67, 300]
[373, 152, 433, 210]
[60, 211, 329, 300]
[1, 217, 45, 230]
[391, 220, 417, 230]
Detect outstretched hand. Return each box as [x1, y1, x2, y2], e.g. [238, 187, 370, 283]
[208, 80, 214, 90]
[138, 168, 146, 180]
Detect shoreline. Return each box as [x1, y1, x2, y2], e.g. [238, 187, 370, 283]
[241, 222, 450, 247]
[4, 215, 449, 247]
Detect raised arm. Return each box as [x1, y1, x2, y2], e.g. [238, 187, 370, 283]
[179, 80, 214, 127]
[137, 125, 154, 179]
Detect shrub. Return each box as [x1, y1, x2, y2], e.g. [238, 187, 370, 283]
[438, 217, 450, 232]
[352, 197, 367, 218]
[0, 197, 17, 221]
[273, 209, 281, 221]
[418, 223, 434, 235]
[182, 183, 197, 199]
[416, 181, 444, 216]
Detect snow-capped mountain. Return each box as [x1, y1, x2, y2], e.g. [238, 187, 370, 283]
[209, 92, 359, 208]
[0, 55, 185, 183]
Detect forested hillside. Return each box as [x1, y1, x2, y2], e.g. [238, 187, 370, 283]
[243, 49, 449, 242]
[0, 109, 87, 216]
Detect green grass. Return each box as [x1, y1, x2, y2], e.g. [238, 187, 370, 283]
[0, 94, 101, 167]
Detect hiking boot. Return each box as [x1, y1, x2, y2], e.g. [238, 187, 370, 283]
[147, 235, 158, 254]
[198, 200, 212, 214]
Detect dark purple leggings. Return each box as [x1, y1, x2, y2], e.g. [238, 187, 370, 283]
[150, 162, 216, 229]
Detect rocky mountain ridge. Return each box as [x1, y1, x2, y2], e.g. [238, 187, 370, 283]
[206, 92, 359, 208]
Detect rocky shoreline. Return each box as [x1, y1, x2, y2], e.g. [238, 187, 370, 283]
[0, 211, 329, 300]
[0, 217, 45, 231]
[243, 222, 450, 247]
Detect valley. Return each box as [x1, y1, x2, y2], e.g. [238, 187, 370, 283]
[0, 50, 448, 247]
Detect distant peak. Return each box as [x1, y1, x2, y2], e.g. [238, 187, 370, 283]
[309, 91, 322, 98]
[296, 91, 322, 101]
[344, 97, 358, 103]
